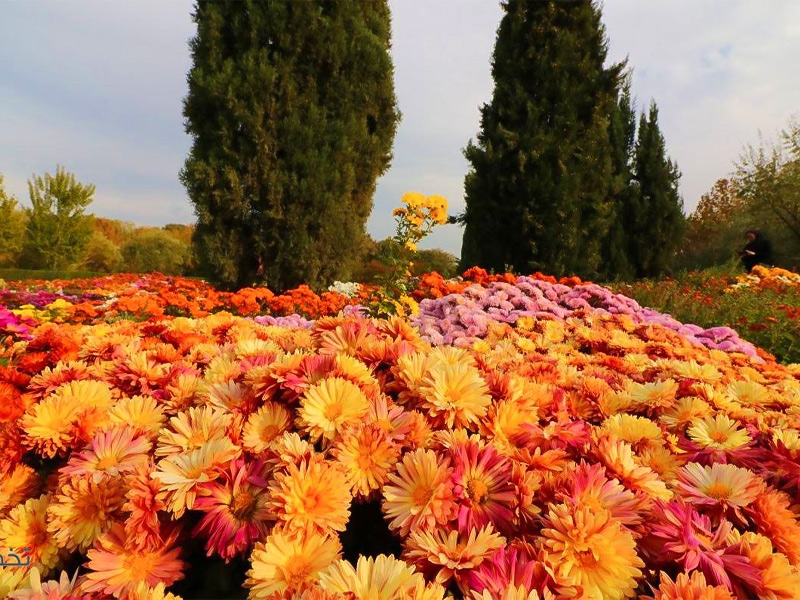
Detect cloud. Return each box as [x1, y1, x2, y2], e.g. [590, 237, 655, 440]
[2, 0, 798, 257]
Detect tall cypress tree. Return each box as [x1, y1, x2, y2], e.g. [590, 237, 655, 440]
[628, 102, 684, 277]
[599, 76, 637, 281]
[181, 1, 399, 290]
[460, 0, 622, 278]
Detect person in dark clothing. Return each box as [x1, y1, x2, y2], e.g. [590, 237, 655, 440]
[739, 229, 773, 272]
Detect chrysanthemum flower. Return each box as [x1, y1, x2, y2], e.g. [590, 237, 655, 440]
[62, 426, 151, 481]
[333, 423, 399, 497]
[0, 464, 41, 512]
[727, 380, 771, 408]
[671, 360, 722, 384]
[108, 395, 165, 439]
[728, 532, 800, 599]
[405, 524, 506, 587]
[193, 458, 272, 561]
[269, 459, 351, 533]
[46, 474, 126, 551]
[450, 440, 515, 535]
[6, 567, 79, 600]
[602, 414, 664, 452]
[481, 400, 539, 455]
[748, 487, 800, 565]
[82, 523, 185, 598]
[297, 378, 370, 442]
[112, 350, 167, 396]
[463, 544, 560, 600]
[245, 528, 341, 598]
[676, 463, 762, 521]
[637, 445, 684, 484]
[242, 402, 292, 454]
[271, 432, 316, 467]
[202, 380, 256, 415]
[659, 397, 712, 430]
[123, 464, 165, 551]
[383, 449, 456, 536]
[318, 554, 425, 599]
[649, 571, 733, 600]
[0, 495, 60, 576]
[156, 406, 233, 456]
[27, 361, 91, 399]
[418, 362, 491, 430]
[595, 436, 671, 501]
[625, 379, 679, 410]
[539, 503, 643, 600]
[687, 415, 752, 452]
[0, 566, 29, 598]
[561, 462, 647, 528]
[126, 580, 183, 600]
[152, 438, 240, 517]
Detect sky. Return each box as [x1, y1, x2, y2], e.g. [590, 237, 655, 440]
[1, 1, 798, 257]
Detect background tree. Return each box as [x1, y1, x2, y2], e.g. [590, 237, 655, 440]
[82, 231, 123, 272]
[599, 77, 637, 280]
[0, 175, 27, 267]
[627, 102, 684, 278]
[181, 0, 399, 290]
[459, 0, 622, 278]
[120, 230, 191, 275]
[20, 166, 95, 270]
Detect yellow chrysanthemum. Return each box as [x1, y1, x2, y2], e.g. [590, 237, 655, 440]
[108, 395, 165, 439]
[46, 474, 126, 551]
[0, 465, 41, 513]
[126, 581, 183, 600]
[687, 415, 752, 450]
[405, 525, 506, 586]
[319, 554, 428, 599]
[0, 495, 60, 577]
[418, 362, 491, 429]
[625, 379, 679, 410]
[651, 571, 733, 600]
[734, 532, 800, 599]
[772, 428, 800, 452]
[383, 449, 455, 536]
[676, 463, 762, 511]
[638, 446, 684, 484]
[659, 397, 712, 430]
[0, 566, 28, 597]
[242, 402, 292, 454]
[596, 437, 671, 501]
[298, 378, 371, 442]
[541, 503, 643, 600]
[333, 423, 399, 497]
[269, 459, 352, 533]
[670, 360, 722, 384]
[601, 414, 663, 451]
[245, 528, 341, 598]
[152, 438, 240, 517]
[156, 406, 233, 456]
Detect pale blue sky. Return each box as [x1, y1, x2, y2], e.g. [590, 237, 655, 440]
[1, 1, 798, 256]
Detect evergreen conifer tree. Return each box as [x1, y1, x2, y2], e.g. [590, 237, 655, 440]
[628, 102, 684, 277]
[460, 0, 622, 278]
[181, 1, 399, 290]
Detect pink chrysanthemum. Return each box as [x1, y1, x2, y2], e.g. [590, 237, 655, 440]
[61, 426, 151, 481]
[193, 458, 272, 561]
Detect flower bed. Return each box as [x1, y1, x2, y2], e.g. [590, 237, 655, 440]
[2, 273, 800, 598]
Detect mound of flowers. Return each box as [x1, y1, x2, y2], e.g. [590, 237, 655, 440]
[730, 265, 800, 291]
[2, 277, 800, 599]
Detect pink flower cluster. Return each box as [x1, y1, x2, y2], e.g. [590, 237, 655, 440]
[414, 278, 758, 357]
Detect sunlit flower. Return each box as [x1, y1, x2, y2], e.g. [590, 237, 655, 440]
[540, 503, 644, 599]
[46, 474, 126, 551]
[319, 554, 427, 599]
[269, 459, 351, 533]
[405, 524, 506, 586]
[82, 523, 185, 598]
[107, 395, 165, 439]
[0, 464, 41, 512]
[125, 581, 183, 600]
[242, 402, 292, 454]
[7, 567, 79, 600]
[602, 414, 663, 452]
[659, 397, 712, 430]
[595, 436, 671, 501]
[687, 415, 752, 451]
[156, 405, 233, 456]
[62, 426, 151, 481]
[245, 528, 341, 598]
[0, 495, 59, 576]
[123, 463, 165, 551]
[561, 462, 647, 528]
[748, 487, 800, 566]
[297, 378, 370, 442]
[193, 458, 272, 561]
[418, 362, 491, 429]
[625, 380, 679, 410]
[333, 423, 399, 497]
[729, 532, 800, 599]
[676, 462, 762, 521]
[152, 438, 240, 517]
[383, 449, 456, 536]
[649, 571, 733, 600]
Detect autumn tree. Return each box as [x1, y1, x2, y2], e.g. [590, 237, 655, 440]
[0, 175, 26, 267]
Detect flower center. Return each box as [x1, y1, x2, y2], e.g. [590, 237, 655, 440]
[230, 490, 257, 520]
[466, 477, 490, 505]
[259, 424, 279, 442]
[710, 431, 730, 444]
[95, 454, 120, 470]
[283, 555, 313, 586]
[324, 402, 343, 421]
[411, 484, 433, 508]
[703, 481, 733, 500]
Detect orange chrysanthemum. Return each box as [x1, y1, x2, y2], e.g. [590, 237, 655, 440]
[0, 464, 41, 512]
[540, 503, 644, 600]
[82, 523, 185, 598]
[123, 464, 165, 551]
[0, 495, 60, 577]
[333, 423, 399, 497]
[650, 571, 733, 600]
[383, 449, 456, 536]
[242, 402, 292, 454]
[748, 487, 800, 565]
[269, 459, 351, 533]
[418, 362, 491, 429]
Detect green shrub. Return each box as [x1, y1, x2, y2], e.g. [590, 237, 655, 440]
[120, 230, 190, 275]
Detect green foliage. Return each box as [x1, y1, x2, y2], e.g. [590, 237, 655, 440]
[82, 231, 124, 273]
[93, 217, 136, 246]
[627, 102, 685, 277]
[0, 175, 27, 267]
[181, 0, 400, 291]
[120, 230, 191, 275]
[414, 249, 459, 279]
[0, 268, 102, 281]
[20, 166, 95, 270]
[460, 0, 622, 279]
